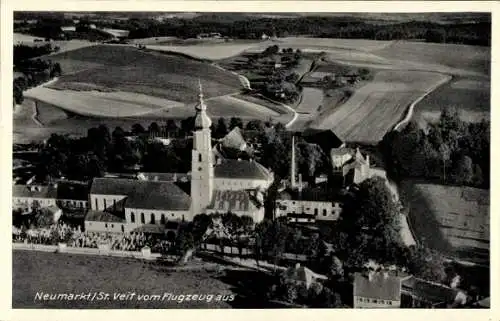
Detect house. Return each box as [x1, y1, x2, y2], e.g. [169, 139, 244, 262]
[330, 147, 387, 187]
[353, 271, 407, 308]
[297, 128, 345, 154]
[401, 276, 468, 308]
[275, 189, 342, 222]
[55, 181, 89, 210]
[84, 210, 127, 234]
[12, 184, 57, 212]
[283, 263, 328, 289]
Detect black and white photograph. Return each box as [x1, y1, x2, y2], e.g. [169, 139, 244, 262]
[8, 4, 492, 311]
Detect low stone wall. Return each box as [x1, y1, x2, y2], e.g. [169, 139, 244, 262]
[12, 242, 161, 260]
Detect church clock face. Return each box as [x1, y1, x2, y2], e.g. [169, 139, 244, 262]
[198, 167, 202, 171]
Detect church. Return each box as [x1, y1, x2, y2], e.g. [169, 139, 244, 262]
[84, 82, 274, 234]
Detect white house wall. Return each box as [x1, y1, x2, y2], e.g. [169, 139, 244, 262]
[353, 296, 400, 308]
[276, 200, 342, 220]
[13, 197, 57, 210]
[124, 207, 191, 225]
[85, 220, 126, 234]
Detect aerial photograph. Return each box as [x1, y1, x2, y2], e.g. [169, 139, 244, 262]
[12, 11, 490, 309]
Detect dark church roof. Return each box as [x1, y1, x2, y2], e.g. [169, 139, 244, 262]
[90, 178, 191, 211]
[214, 159, 271, 180]
[296, 129, 343, 153]
[126, 180, 191, 211]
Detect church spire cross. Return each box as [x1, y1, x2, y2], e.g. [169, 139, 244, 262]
[197, 78, 207, 111]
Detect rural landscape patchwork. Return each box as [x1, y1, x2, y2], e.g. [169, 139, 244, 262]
[12, 12, 490, 309]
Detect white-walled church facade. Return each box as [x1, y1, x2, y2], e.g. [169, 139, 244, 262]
[84, 82, 274, 234]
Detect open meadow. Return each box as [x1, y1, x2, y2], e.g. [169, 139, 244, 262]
[400, 180, 489, 265]
[13, 250, 280, 309]
[311, 70, 450, 143]
[13, 250, 237, 308]
[46, 45, 242, 103]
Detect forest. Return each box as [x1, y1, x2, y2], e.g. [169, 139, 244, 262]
[15, 13, 491, 46]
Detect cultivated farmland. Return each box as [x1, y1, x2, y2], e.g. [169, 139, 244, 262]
[415, 77, 490, 123]
[312, 70, 450, 143]
[375, 41, 490, 76]
[400, 180, 489, 264]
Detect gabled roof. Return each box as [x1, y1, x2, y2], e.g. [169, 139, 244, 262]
[402, 276, 462, 305]
[214, 159, 271, 180]
[85, 210, 126, 223]
[90, 178, 191, 211]
[56, 181, 89, 201]
[354, 272, 402, 301]
[90, 178, 137, 196]
[126, 180, 191, 211]
[283, 265, 328, 285]
[13, 184, 58, 199]
[297, 128, 344, 153]
[220, 127, 247, 151]
[207, 189, 261, 212]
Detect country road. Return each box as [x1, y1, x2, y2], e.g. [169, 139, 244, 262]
[393, 73, 453, 131]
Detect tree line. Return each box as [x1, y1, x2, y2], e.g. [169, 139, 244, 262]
[13, 44, 62, 106]
[15, 14, 490, 46]
[380, 106, 490, 188]
[33, 117, 328, 188]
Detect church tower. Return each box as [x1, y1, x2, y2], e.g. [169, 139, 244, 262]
[191, 80, 214, 216]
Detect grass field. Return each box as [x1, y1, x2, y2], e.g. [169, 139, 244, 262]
[296, 87, 324, 113]
[311, 70, 449, 143]
[415, 77, 490, 123]
[46, 45, 242, 103]
[400, 180, 489, 264]
[13, 251, 237, 308]
[148, 41, 271, 60]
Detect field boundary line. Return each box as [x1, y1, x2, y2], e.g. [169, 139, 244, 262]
[393, 74, 452, 131]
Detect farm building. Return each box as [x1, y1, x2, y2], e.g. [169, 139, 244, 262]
[282, 263, 328, 290]
[275, 188, 343, 222]
[330, 147, 388, 187]
[401, 276, 468, 308]
[353, 270, 409, 308]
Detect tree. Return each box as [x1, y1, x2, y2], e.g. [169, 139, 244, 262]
[439, 143, 451, 182]
[213, 118, 228, 138]
[175, 229, 195, 255]
[229, 117, 243, 130]
[131, 123, 145, 136]
[340, 177, 403, 266]
[246, 119, 264, 131]
[148, 122, 160, 137]
[452, 154, 474, 184]
[407, 247, 447, 283]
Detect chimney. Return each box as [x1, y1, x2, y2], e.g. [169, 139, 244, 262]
[291, 135, 296, 189]
[298, 173, 303, 199]
[366, 155, 370, 166]
[295, 263, 301, 269]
